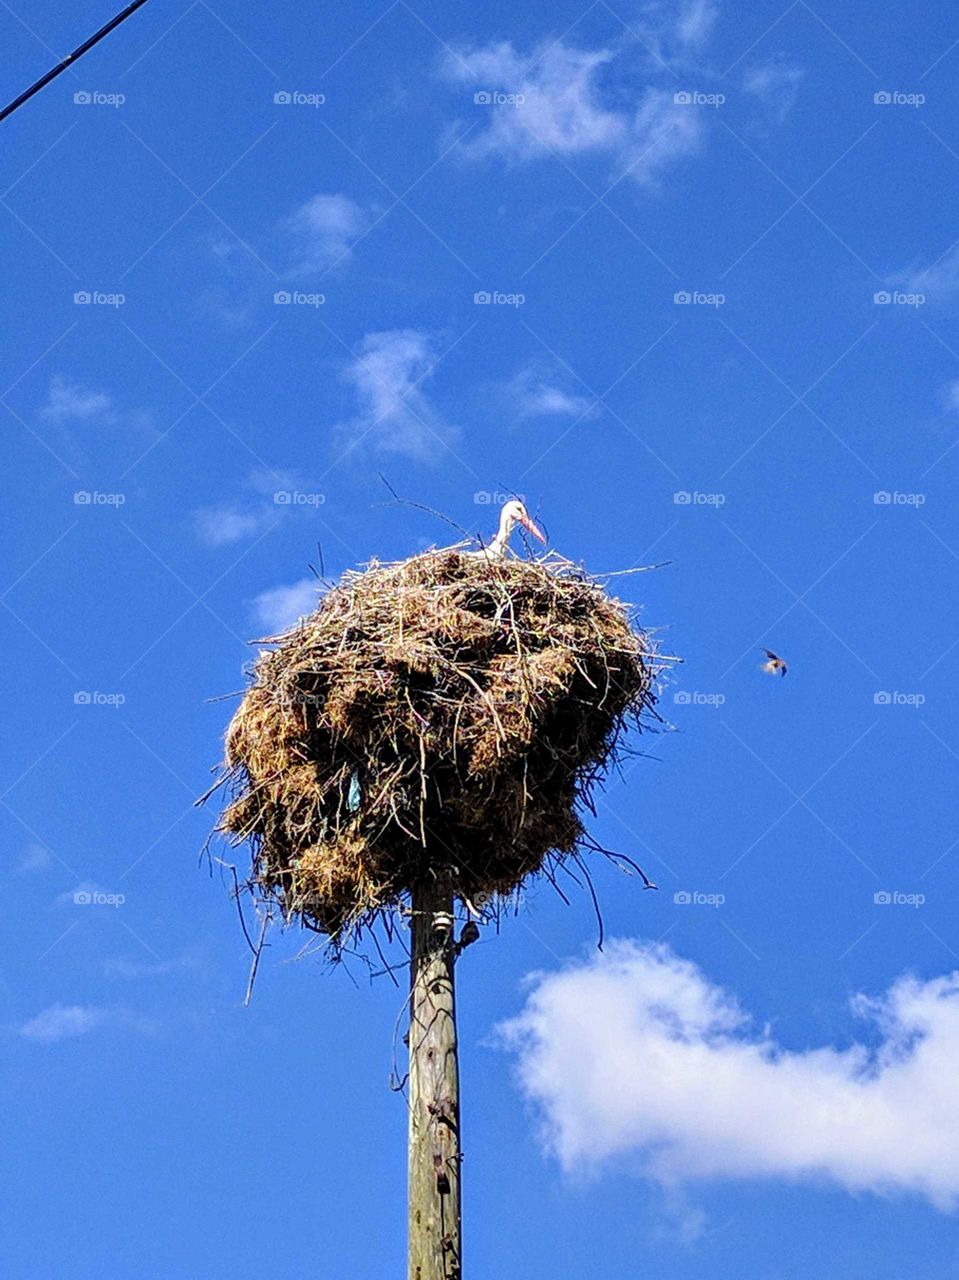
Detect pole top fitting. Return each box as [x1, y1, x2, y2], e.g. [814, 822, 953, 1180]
[431, 911, 454, 945]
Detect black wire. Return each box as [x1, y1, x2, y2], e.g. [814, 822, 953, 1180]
[0, 0, 151, 126]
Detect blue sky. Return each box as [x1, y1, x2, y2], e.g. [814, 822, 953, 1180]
[3, 0, 959, 1275]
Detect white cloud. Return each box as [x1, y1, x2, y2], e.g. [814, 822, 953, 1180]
[204, 196, 372, 324]
[507, 364, 597, 420]
[39, 375, 115, 424]
[500, 940, 959, 1210]
[282, 193, 371, 274]
[943, 379, 959, 411]
[37, 376, 156, 442]
[743, 57, 804, 122]
[449, 42, 625, 160]
[633, 0, 719, 64]
[336, 329, 457, 462]
[16, 843, 51, 873]
[193, 469, 299, 547]
[252, 578, 319, 632]
[20, 1004, 108, 1043]
[623, 87, 704, 185]
[524, 386, 594, 418]
[444, 40, 703, 184]
[897, 243, 959, 300]
[195, 505, 269, 547]
[54, 880, 112, 908]
[103, 952, 198, 979]
[202, 237, 270, 327]
[672, 0, 719, 48]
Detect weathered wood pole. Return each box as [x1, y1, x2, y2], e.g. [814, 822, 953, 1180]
[408, 875, 461, 1280]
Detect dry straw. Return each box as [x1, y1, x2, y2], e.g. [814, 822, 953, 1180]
[215, 547, 665, 950]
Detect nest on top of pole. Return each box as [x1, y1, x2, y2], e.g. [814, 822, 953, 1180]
[217, 546, 663, 950]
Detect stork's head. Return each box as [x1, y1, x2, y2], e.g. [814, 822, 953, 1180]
[500, 499, 546, 545]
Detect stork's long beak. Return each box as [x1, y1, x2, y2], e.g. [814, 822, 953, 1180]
[522, 513, 547, 544]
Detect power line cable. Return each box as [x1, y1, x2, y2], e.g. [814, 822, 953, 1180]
[0, 0, 151, 125]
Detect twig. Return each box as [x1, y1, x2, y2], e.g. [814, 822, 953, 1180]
[376, 474, 472, 540]
[581, 834, 659, 890]
[572, 852, 605, 951]
[214, 858, 258, 956]
[594, 561, 673, 577]
[244, 911, 270, 1006]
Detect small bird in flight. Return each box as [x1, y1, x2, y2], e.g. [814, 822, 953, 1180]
[761, 648, 788, 678]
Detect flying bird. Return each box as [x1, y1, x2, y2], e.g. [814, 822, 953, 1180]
[761, 648, 788, 678]
[471, 499, 546, 560]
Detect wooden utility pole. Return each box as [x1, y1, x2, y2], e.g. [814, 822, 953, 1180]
[408, 876, 461, 1280]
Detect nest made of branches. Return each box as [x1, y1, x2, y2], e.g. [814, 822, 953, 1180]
[216, 548, 664, 948]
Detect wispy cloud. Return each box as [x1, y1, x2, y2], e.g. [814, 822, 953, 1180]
[632, 0, 721, 62]
[204, 193, 373, 325]
[16, 843, 51, 874]
[896, 243, 959, 300]
[506, 363, 597, 421]
[54, 880, 111, 908]
[335, 329, 457, 463]
[19, 1004, 108, 1043]
[251, 578, 319, 633]
[281, 193, 373, 275]
[743, 57, 804, 123]
[441, 24, 708, 185]
[102, 952, 199, 980]
[624, 88, 704, 185]
[672, 0, 719, 49]
[39, 375, 116, 425]
[37, 375, 157, 442]
[501, 941, 959, 1210]
[943, 379, 959, 411]
[193, 469, 297, 547]
[446, 42, 626, 161]
[195, 506, 270, 547]
[201, 237, 273, 327]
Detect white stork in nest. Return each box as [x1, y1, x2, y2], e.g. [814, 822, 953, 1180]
[471, 499, 546, 560]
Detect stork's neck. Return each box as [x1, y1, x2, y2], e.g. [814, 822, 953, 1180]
[487, 507, 516, 556]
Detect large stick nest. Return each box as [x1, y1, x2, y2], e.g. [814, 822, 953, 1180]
[217, 548, 662, 946]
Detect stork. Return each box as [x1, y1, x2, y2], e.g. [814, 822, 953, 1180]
[472, 499, 546, 560]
